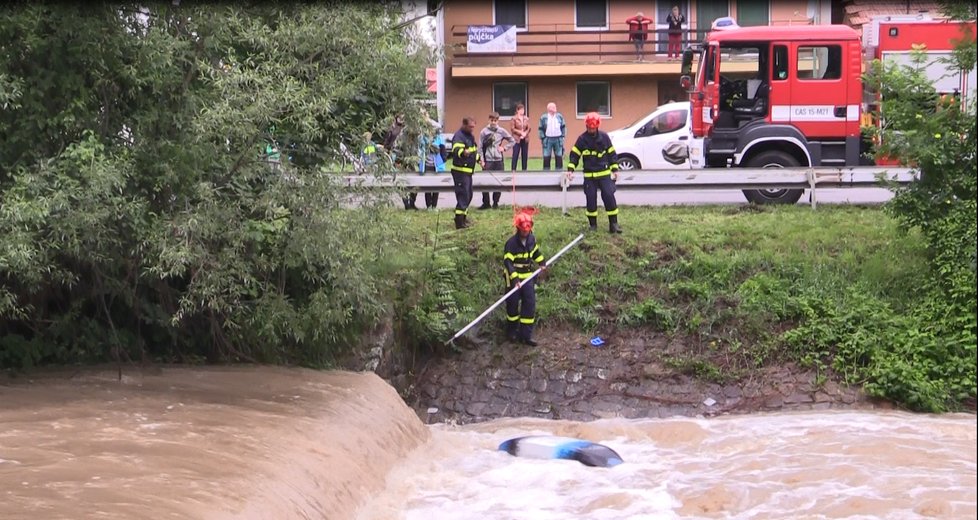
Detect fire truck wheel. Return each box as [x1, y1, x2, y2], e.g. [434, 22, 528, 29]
[742, 151, 805, 205]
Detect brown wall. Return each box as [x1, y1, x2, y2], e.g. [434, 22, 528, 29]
[442, 0, 812, 157]
[445, 76, 662, 158]
[443, 0, 811, 39]
[769, 2, 815, 25]
[450, 0, 663, 28]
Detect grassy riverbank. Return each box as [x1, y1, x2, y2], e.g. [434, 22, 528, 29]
[376, 204, 974, 413]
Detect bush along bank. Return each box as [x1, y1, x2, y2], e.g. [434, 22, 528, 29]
[390, 205, 975, 413]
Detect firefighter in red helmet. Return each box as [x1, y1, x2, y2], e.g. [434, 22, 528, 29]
[567, 112, 622, 233]
[503, 210, 546, 346]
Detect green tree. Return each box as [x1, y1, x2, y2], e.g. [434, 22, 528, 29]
[0, 3, 433, 367]
[850, 4, 977, 410]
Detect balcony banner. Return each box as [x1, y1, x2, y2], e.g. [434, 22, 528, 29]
[467, 25, 517, 53]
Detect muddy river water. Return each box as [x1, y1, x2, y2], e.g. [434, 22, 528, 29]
[1, 366, 974, 519]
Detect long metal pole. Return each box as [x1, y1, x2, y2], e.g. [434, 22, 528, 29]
[444, 233, 586, 345]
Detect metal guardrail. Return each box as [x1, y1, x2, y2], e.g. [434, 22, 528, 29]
[342, 166, 917, 211]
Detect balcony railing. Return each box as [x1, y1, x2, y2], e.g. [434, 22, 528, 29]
[449, 20, 815, 66]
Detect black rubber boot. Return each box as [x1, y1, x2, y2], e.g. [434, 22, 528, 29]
[478, 193, 491, 209]
[492, 192, 501, 208]
[588, 216, 598, 232]
[454, 214, 465, 230]
[506, 321, 519, 342]
[461, 214, 472, 228]
[520, 324, 537, 346]
[609, 215, 622, 234]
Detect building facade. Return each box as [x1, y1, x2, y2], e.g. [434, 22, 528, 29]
[439, 0, 832, 157]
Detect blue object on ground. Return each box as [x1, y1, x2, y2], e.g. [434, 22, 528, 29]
[590, 336, 604, 347]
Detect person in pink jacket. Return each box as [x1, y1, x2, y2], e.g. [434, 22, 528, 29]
[625, 12, 652, 61]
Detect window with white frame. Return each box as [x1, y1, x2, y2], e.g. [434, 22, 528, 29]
[576, 81, 610, 116]
[492, 82, 527, 118]
[575, 0, 607, 30]
[494, 0, 527, 29]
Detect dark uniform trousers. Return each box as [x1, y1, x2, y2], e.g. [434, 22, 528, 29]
[450, 128, 480, 228]
[503, 232, 545, 342]
[506, 280, 536, 341]
[452, 172, 473, 215]
[568, 130, 621, 229]
[584, 176, 619, 224]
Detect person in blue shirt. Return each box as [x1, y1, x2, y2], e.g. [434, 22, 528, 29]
[419, 124, 448, 209]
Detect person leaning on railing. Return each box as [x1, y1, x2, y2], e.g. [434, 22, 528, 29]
[625, 11, 652, 61]
[666, 6, 686, 60]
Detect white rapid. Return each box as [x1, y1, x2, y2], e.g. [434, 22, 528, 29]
[360, 413, 977, 520]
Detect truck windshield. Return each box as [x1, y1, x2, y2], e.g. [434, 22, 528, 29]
[703, 46, 714, 85]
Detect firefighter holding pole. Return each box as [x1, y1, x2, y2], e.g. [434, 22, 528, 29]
[444, 223, 585, 347]
[503, 210, 546, 346]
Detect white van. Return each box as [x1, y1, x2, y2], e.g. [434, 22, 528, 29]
[607, 102, 693, 170]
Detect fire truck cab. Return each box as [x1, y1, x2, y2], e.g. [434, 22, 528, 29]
[681, 25, 864, 204]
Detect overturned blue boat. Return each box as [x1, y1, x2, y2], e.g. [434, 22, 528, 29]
[498, 435, 623, 468]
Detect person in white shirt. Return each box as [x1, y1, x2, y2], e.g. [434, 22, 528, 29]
[537, 102, 566, 170]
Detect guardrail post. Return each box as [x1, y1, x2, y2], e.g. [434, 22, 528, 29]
[560, 172, 570, 215]
[807, 168, 817, 210]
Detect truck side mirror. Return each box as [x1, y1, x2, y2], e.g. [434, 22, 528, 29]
[680, 48, 693, 75]
[680, 75, 692, 89]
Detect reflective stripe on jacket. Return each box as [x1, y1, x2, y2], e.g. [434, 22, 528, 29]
[568, 131, 619, 178]
[450, 129, 479, 174]
[503, 232, 546, 281]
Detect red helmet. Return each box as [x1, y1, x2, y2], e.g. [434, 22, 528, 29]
[513, 212, 533, 232]
[585, 112, 601, 130]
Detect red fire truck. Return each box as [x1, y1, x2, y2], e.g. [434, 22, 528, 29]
[679, 18, 975, 204]
[863, 16, 976, 165]
[865, 16, 976, 105]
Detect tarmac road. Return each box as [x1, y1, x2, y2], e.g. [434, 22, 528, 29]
[400, 187, 894, 211]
